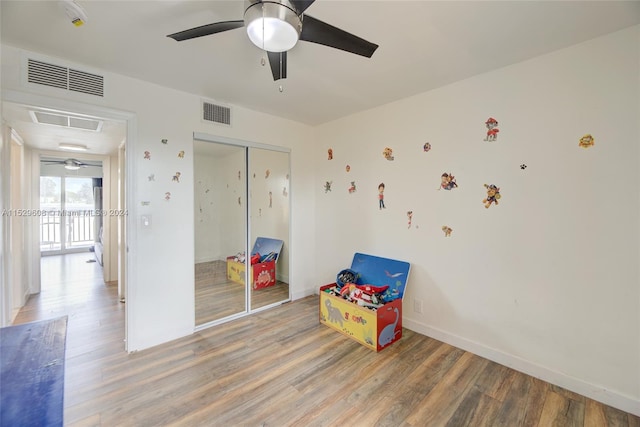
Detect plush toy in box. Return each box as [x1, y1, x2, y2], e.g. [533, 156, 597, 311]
[319, 253, 411, 351]
[226, 237, 283, 290]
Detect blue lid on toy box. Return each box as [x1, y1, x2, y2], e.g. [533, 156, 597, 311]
[350, 253, 411, 302]
[251, 237, 284, 262]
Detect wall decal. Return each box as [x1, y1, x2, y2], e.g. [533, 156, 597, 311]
[141, 201, 151, 206]
[423, 142, 431, 152]
[520, 164, 527, 170]
[265, 169, 270, 179]
[378, 183, 386, 209]
[382, 147, 394, 161]
[579, 134, 595, 149]
[259, 208, 262, 217]
[148, 174, 155, 181]
[238, 196, 242, 206]
[253, 173, 256, 178]
[283, 186, 288, 197]
[328, 148, 333, 160]
[324, 181, 333, 193]
[178, 150, 185, 158]
[483, 184, 501, 208]
[165, 192, 171, 201]
[438, 173, 458, 190]
[349, 181, 357, 193]
[346, 165, 351, 172]
[172, 172, 181, 183]
[238, 170, 241, 180]
[286, 174, 289, 180]
[161, 139, 168, 144]
[407, 211, 413, 228]
[442, 225, 452, 237]
[484, 117, 499, 141]
[144, 151, 151, 160]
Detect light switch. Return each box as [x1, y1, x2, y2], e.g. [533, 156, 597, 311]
[141, 215, 152, 229]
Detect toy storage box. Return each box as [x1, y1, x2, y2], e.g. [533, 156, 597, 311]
[319, 253, 411, 352]
[226, 237, 283, 290]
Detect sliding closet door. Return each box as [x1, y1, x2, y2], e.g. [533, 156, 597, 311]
[193, 140, 247, 326]
[248, 147, 291, 310]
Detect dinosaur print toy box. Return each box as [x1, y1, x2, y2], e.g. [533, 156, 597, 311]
[227, 237, 283, 290]
[319, 253, 411, 351]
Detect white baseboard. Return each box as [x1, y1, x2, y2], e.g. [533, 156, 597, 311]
[403, 318, 640, 417]
[292, 286, 316, 301]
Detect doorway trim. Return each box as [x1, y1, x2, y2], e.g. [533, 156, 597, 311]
[1, 89, 137, 351]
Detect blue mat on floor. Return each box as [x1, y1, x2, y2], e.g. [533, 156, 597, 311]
[1, 316, 68, 427]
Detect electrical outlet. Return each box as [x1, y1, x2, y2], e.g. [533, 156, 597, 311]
[413, 298, 423, 314]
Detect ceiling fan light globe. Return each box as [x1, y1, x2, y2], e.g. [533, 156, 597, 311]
[244, 1, 301, 52]
[64, 164, 81, 171]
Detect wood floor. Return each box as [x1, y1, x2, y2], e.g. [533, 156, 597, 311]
[195, 260, 290, 325]
[12, 253, 640, 426]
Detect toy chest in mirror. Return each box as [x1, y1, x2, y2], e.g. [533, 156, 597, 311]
[319, 253, 411, 351]
[226, 237, 284, 290]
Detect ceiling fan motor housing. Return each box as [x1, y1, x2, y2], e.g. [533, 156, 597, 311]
[244, 0, 302, 52]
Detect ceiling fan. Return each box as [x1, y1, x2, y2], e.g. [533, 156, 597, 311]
[167, 0, 379, 81]
[41, 158, 101, 170]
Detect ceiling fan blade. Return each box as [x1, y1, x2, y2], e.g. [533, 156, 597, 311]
[167, 20, 244, 42]
[289, 0, 315, 15]
[299, 15, 378, 58]
[267, 51, 287, 81]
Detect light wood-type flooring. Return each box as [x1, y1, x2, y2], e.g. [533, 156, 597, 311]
[12, 253, 640, 426]
[195, 260, 290, 325]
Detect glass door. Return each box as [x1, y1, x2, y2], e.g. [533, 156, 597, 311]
[40, 176, 96, 253]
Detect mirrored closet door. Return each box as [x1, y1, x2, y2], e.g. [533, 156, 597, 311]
[194, 135, 291, 328]
[194, 141, 248, 325]
[249, 147, 290, 311]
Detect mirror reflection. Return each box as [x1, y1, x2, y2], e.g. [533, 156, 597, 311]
[249, 148, 290, 310]
[194, 141, 247, 325]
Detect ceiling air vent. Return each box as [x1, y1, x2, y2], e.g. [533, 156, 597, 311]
[27, 58, 104, 97]
[203, 101, 231, 126]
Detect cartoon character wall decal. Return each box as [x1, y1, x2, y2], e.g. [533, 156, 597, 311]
[484, 117, 499, 141]
[144, 151, 151, 160]
[483, 184, 501, 208]
[265, 169, 270, 179]
[172, 172, 181, 183]
[382, 147, 394, 161]
[520, 164, 527, 170]
[407, 211, 413, 228]
[283, 186, 288, 197]
[238, 196, 242, 206]
[442, 225, 453, 237]
[269, 191, 273, 208]
[178, 150, 185, 159]
[164, 192, 171, 201]
[148, 174, 155, 182]
[423, 142, 432, 152]
[348, 181, 357, 193]
[161, 139, 168, 144]
[378, 183, 386, 209]
[579, 134, 595, 148]
[324, 181, 333, 193]
[346, 165, 351, 172]
[438, 173, 458, 190]
[238, 170, 241, 180]
[328, 148, 333, 160]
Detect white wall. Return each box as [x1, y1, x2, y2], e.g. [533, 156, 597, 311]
[315, 26, 640, 414]
[1, 44, 318, 351]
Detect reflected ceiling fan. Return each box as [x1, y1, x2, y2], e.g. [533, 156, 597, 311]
[41, 158, 101, 171]
[167, 0, 379, 81]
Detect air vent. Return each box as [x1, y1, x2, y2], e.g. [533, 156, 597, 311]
[30, 110, 103, 132]
[203, 101, 231, 126]
[27, 59, 104, 97]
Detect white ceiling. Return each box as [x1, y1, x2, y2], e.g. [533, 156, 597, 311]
[1, 1, 639, 152]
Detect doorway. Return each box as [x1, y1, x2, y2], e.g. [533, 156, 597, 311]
[39, 173, 102, 254]
[1, 94, 133, 350]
